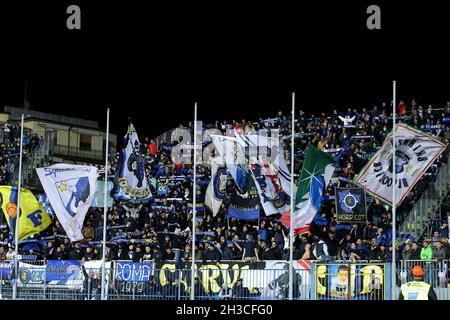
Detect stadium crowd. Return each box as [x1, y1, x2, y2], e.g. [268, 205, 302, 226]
[1, 100, 450, 268]
[0, 120, 41, 185]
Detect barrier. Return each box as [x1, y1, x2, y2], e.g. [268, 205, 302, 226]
[312, 262, 386, 300]
[398, 259, 449, 300]
[0, 259, 449, 300]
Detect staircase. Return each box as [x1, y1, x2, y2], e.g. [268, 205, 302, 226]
[9, 142, 48, 190]
[399, 161, 450, 241]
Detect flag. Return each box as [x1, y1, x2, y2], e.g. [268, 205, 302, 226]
[36, 164, 98, 241]
[205, 155, 227, 216]
[113, 122, 152, 203]
[248, 162, 290, 216]
[234, 132, 292, 216]
[157, 177, 170, 196]
[210, 135, 248, 192]
[281, 145, 335, 234]
[335, 187, 367, 223]
[354, 123, 446, 207]
[0, 186, 52, 241]
[91, 179, 114, 208]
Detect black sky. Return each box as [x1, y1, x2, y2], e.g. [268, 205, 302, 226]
[0, 2, 449, 141]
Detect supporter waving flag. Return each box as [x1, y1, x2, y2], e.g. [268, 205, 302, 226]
[112, 122, 153, 203]
[281, 145, 335, 234]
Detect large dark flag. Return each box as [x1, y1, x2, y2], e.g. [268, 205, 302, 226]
[227, 175, 260, 220]
[113, 122, 152, 203]
[335, 187, 367, 224]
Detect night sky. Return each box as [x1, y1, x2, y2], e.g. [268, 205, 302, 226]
[0, 2, 448, 142]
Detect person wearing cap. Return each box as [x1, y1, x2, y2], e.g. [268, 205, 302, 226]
[399, 265, 438, 300]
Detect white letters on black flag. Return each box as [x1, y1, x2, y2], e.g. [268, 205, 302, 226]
[355, 123, 446, 207]
[113, 123, 152, 202]
[36, 164, 99, 241]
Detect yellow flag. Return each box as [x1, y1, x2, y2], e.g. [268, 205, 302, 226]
[0, 186, 52, 240]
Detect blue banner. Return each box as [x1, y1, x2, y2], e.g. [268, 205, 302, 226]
[0, 262, 13, 280]
[115, 261, 153, 282]
[228, 205, 260, 220]
[46, 260, 82, 282]
[187, 203, 205, 213]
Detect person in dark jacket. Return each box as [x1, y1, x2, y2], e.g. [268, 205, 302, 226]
[68, 243, 83, 260]
[81, 265, 101, 300]
[401, 243, 412, 260]
[376, 243, 387, 261]
[202, 242, 221, 262]
[409, 242, 421, 260]
[54, 246, 67, 260]
[232, 278, 247, 299]
[265, 242, 282, 260]
[83, 246, 96, 261]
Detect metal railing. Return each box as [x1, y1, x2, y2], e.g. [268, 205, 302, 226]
[0, 268, 311, 300]
[313, 262, 386, 300]
[398, 259, 449, 300]
[53, 145, 104, 162]
[1, 259, 449, 300]
[4, 106, 99, 129]
[9, 141, 47, 188]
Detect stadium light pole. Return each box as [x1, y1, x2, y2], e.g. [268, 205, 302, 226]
[288, 92, 295, 301]
[101, 108, 110, 301]
[12, 114, 24, 300]
[190, 102, 198, 301]
[392, 80, 397, 300]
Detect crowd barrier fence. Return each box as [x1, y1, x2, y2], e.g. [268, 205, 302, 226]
[0, 259, 449, 300]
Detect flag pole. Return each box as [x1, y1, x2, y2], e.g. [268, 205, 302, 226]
[190, 102, 198, 301]
[392, 81, 397, 300]
[101, 107, 110, 301]
[288, 92, 295, 300]
[12, 114, 24, 300]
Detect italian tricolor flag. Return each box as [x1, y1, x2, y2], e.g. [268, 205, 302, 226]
[281, 145, 335, 234]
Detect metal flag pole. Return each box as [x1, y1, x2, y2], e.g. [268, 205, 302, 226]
[288, 92, 295, 300]
[101, 108, 110, 301]
[12, 114, 24, 300]
[190, 102, 198, 301]
[392, 80, 397, 300]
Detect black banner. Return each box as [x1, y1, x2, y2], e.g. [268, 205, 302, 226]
[335, 187, 367, 224]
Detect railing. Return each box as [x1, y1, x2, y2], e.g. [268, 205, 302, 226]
[9, 141, 47, 188]
[1, 259, 448, 300]
[399, 162, 450, 241]
[398, 259, 449, 300]
[4, 106, 99, 129]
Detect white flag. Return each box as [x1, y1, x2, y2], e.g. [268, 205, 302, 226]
[234, 132, 292, 216]
[234, 132, 296, 197]
[205, 155, 227, 216]
[210, 135, 248, 192]
[355, 123, 446, 207]
[36, 164, 99, 241]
